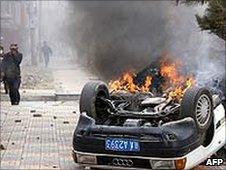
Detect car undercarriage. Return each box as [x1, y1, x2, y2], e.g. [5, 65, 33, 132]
[78, 80, 216, 131]
[72, 65, 225, 169]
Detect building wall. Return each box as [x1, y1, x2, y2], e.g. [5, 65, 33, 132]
[1, 1, 22, 48]
[0, 1, 40, 65]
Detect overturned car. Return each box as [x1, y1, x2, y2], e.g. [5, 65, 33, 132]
[72, 79, 225, 170]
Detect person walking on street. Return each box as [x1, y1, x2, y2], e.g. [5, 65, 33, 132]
[1, 44, 22, 105]
[41, 41, 52, 67]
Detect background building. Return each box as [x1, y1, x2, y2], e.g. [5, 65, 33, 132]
[0, 1, 41, 65]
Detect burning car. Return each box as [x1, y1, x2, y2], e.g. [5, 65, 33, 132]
[72, 60, 226, 169]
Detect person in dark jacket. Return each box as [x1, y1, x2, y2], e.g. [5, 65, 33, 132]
[41, 41, 52, 67]
[0, 45, 9, 94]
[2, 44, 22, 105]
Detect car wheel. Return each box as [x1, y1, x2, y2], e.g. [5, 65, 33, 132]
[180, 86, 213, 134]
[79, 81, 110, 122]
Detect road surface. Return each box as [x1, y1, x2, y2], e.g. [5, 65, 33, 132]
[50, 56, 99, 94]
[0, 101, 82, 170]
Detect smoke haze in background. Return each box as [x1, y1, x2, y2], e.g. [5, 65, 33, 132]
[40, 1, 74, 60]
[67, 1, 225, 81]
[165, 3, 225, 97]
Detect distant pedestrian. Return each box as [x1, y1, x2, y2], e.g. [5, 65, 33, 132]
[1, 44, 22, 105]
[41, 41, 52, 67]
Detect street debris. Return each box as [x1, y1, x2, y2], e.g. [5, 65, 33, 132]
[21, 66, 54, 89]
[1, 97, 79, 169]
[33, 113, 42, 117]
[0, 144, 6, 150]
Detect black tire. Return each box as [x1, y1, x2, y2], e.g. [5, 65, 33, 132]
[180, 86, 213, 134]
[79, 81, 110, 121]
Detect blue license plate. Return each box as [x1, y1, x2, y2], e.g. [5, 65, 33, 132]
[105, 138, 140, 152]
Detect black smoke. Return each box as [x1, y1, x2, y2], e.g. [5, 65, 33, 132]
[66, 1, 225, 97]
[67, 1, 172, 80]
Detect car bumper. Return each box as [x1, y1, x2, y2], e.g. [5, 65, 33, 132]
[72, 149, 187, 170]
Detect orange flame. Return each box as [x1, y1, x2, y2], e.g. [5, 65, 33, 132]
[140, 76, 152, 92]
[109, 72, 152, 93]
[160, 60, 195, 101]
[109, 58, 195, 102]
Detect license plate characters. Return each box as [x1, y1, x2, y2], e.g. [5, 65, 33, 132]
[105, 138, 140, 152]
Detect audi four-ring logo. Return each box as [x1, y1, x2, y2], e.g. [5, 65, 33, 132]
[112, 158, 134, 167]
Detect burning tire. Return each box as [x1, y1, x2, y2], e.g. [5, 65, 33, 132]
[79, 81, 110, 122]
[180, 87, 213, 134]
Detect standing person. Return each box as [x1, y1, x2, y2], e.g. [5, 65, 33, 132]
[0, 45, 9, 94]
[41, 41, 52, 67]
[1, 44, 22, 105]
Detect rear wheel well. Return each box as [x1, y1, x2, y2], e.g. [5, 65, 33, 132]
[202, 118, 214, 147]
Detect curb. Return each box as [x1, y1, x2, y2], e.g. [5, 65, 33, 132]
[55, 93, 80, 101]
[0, 93, 80, 101]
